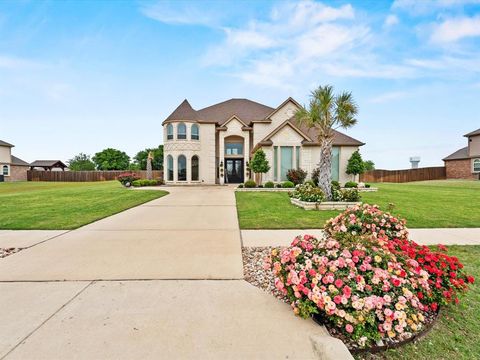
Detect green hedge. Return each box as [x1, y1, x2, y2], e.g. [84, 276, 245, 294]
[132, 179, 160, 187]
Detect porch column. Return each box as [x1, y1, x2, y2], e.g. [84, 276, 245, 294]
[244, 133, 250, 182]
[219, 133, 225, 185]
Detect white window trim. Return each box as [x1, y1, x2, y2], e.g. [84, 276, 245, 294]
[2, 164, 10, 176]
[473, 158, 480, 173]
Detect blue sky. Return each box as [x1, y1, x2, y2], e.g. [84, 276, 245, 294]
[1, 0, 479, 169]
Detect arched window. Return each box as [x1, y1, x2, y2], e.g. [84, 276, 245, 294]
[2, 165, 9, 176]
[191, 124, 199, 140]
[177, 123, 187, 140]
[167, 124, 173, 140]
[178, 155, 187, 181]
[474, 159, 480, 173]
[191, 155, 199, 181]
[167, 155, 174, 181]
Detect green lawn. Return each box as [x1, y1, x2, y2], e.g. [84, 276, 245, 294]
[358, 245, 480, 360]
[0, 181, 167, 230]
[236, 180, 480, 229]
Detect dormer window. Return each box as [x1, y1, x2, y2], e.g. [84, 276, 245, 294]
[177, 123, 187, 140]
[167, 124, 173, 140]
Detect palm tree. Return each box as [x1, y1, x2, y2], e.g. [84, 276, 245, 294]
[295, 85, 358, 200]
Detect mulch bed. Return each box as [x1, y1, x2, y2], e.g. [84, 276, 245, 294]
[242, 245, 440, 354]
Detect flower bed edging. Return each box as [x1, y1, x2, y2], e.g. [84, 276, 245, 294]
[313, 308, 440, 354]
[341, 187, 378, 192]
[290, 198, 361, 210]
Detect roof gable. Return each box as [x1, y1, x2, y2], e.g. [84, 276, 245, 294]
[222, 115, 249, 128]
[261, 120, 312, 143]
[262, 97, 302, 122]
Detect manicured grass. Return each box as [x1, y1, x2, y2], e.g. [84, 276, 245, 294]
[0, 181, 167, 230]
[359, 245, 480, 360]
[235, 180, 480, 229]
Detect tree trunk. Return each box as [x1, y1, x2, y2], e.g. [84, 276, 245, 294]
[319, 136, 333, 200]
[146, 157, 153, 180]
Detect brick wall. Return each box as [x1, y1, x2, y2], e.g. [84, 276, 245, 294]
[5, 165, 28, 181]
[445, 159, 477, 180]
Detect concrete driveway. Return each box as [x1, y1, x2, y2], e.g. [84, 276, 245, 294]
[0, 186, 347, 359]
[0, 186, 243, 281]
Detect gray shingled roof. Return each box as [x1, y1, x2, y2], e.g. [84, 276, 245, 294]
[443, 147, 470, 161]
[465, 128, 480, 137]
[11, 155, 29, 166]
[0, 140, 14, 147]
[163, 97, 364, 146]
[164, 98, 274, 125]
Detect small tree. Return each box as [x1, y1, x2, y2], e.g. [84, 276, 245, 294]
[92, 148, 130, 170]
[364, 160, 375, 171]
[346, 150, 365, 182]
[67, 153, 95, 171]
[133, 145, 164, 170]
[250, 149, 270, 184]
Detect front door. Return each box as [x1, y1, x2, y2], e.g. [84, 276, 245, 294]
[225, 159, 244, 183]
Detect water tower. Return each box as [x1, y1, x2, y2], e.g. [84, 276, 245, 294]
[410, 156, 420, 169]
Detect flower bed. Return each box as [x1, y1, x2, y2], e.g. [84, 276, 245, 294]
[264, 204, 474, 352]
[290, 198, 360, 210]
[289, 183, 361, 210]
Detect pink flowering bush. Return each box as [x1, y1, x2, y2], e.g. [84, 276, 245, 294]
[325, 204, 475, 310]
[324, 204, 409, 241]
[267, 234, 431, 347]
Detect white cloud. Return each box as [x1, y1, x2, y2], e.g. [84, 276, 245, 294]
[140, 1, 220, 27]
[369, 91, 408, 103]
[392, 0, 480, 15]
[384, 14, 399, 27]
[430, 15, 480, 43]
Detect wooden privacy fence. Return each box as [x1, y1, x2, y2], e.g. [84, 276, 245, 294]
[27, 170, 163, 182]
[360, 167, 446, 183]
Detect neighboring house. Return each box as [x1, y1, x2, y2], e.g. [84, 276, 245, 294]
[0, 140, 30, 181]
[443, 128, 480, 180]
[30, 160, 67, 171]
[162, 97, 364, 185]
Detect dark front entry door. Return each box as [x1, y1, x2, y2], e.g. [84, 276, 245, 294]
[225, 159, 244, 183]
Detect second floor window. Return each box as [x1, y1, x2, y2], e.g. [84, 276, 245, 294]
[191, 124, 199, 140]
[177, 123, 187, 140]
[167, 124, 173, 140]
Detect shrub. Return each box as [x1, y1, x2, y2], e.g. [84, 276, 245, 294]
[286, 168, 307, 185]
[267, 234, 431, 347]
[344, 181, 358, 188]
[311, 167, 320, 186]
[304, 180, 316, 187]
[264, 181, 274, 188]
[238, 184, 244, 188]
[331, 180, 340, 190]
[365, 184, 371, 188]
[275, 183, 282, 188]
[325, 204, 475, 309]
[117, 173, 140, 187]
[340, 188, 361, 202]
[289, 183, 325, 203]
[132, 179, 159, 187]
[244, 180, 257, 188]
[282, 181, 295, 188]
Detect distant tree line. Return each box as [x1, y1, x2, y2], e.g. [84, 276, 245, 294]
[67, 145, 164, 171]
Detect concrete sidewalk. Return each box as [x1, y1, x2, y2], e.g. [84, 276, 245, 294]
[241, 228, 480, 247]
